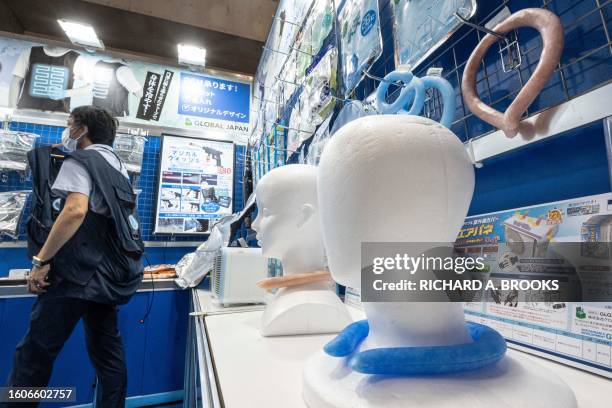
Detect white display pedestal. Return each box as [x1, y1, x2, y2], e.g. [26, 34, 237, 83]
[260, 284, 353, 336]
[190, 290, 612, 408]
[303, 349, 577, 408]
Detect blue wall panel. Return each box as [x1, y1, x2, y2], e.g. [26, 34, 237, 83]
[0, 123, 246, 243]
[469, 121, 610, 215]
[0, 290, 188, 406]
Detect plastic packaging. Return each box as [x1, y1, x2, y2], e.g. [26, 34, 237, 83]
[0, 130, 38, 171]
[392, 0, 477, 69]
[330, 100, 378, 136]
[338, 0, 383, 96]
[0, 191, 28, 238]
[113, 134, 146, 174]
[303, 48, 338, 126]
[175, 193, 256, 288]
[306, 115, 332, 165]
[263, 84, 280, 134]
[297, 0, 334, 67]
[287, 102, 315, 152]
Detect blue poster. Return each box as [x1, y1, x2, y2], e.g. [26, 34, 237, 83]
[178, 72, 250, 124]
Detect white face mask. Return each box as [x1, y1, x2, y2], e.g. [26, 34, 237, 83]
[61, 127, 85, 152]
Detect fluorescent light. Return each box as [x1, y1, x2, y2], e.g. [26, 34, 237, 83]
[178, 44, 206, 67]
[57, 19, 104, 50]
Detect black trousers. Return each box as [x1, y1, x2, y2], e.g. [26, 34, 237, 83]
[3, 296, 127, 407]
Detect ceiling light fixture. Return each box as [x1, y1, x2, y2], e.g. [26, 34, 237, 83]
[57, 19, 104, 50]
[177, 43, 206, 68]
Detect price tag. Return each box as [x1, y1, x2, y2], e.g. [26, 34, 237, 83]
[426, 67, 444, 77]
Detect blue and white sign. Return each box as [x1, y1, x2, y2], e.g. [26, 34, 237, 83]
[178, 73, 250, 123]
[361, 9, 377, 36]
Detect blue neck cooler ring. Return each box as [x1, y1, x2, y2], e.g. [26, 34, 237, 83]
[375, 70, 416, 114]
[324, 321, 507, 375]
[415, 75, 457, 129]
[374, 69, 457, 130]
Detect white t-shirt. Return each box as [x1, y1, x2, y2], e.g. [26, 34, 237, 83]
[52, 144, 130, 215]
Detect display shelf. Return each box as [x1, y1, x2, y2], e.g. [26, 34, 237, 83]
[0, 120, 247, 243]
[253, 0, 612, 172]
[188, 290, 612, 408]
[0, 277, 179, 299]
[467, 82, 612, 163]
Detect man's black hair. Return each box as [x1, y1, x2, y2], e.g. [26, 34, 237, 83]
[70, 106, 118, 146]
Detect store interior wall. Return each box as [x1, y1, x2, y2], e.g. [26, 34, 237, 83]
[278, 0, 611, 213]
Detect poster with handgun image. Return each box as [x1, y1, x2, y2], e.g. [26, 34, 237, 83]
[456, 193, 612, 377]
[154, 134, 234, 234]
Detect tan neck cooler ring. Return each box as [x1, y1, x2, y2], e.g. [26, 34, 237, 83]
[461, 8, 564, 138]
[256, 270, 332, 290]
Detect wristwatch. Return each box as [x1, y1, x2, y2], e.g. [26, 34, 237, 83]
[32, 256, 52, 268]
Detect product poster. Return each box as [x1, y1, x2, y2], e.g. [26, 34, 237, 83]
[0, 37, 251, 137]
[457, 193, 612, 377]
[154, 134, 235, 235]
[391, 0, 477, 69]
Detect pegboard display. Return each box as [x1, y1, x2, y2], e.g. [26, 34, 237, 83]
[352, 0, 612, 143]
[253, 0, 612, 167]
[0, 121, 245, 242]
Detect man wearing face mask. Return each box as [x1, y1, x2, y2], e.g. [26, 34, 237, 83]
[4, 106, 144, 408]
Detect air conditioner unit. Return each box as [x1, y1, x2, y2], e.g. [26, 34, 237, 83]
[502, 212, 558, 258]
[581, 215, 612, 259]
[210, 247, 268, 306]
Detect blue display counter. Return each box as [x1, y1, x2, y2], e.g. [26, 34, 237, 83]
[0, 277, 189, 407]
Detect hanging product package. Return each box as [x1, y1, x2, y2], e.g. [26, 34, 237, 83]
[175, 194, 256, 288]
[272, 125, 287, 168]
[392, 0, 476, 69]
[281, 51, 299, 102]
[330, 99, 379, 135]
[295, 0, 334, 76]
[306, 115, 332, 165]
[274, 0, 313, 53]
[287, 100, 315, 152]
[338, 0, 383, 97]
[264, 85, 280, 135]
[113, 134, 146, 174]
[0, 191, 28, 238]
[0, 130, 38, 171]
[303, 48, 338, 126]
[287, 105, 301, 152]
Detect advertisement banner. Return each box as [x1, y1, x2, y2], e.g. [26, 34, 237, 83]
[154, 134, 235, 234]
[344, 193, 612, 377]
[459, 193, 612, 377]
[0, 37, 251, 137]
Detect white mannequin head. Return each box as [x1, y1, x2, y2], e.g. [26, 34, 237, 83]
[252, 164, 326, 275]
[317, 115, 475, 347]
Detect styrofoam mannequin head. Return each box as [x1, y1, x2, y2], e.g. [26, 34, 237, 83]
[318, 115, 474, 288]
[252, 164, 325, 274]
[318, 115, 474, 348]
